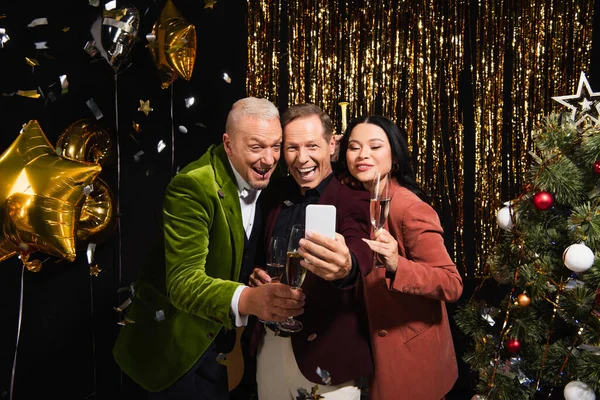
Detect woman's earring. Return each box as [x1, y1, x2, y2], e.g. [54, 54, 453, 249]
[392, 162, 399, 173]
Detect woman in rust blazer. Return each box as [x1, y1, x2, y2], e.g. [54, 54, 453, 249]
[338, 115, 464, 400]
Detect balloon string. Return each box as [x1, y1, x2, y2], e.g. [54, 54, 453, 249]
[9, 264, 25, 400]
[114, 73, 122, 288]
[170, 83, 175, 177]
[114, 72, 124, 389]
[88, 272, 97, 399]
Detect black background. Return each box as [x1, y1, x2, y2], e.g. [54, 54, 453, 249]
[0, 1, 599, 399]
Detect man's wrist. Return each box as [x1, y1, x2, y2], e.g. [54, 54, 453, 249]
[231, 285, 249, 327]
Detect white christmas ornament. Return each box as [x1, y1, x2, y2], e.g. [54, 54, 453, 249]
[471, 395, 487, 400]
[563, 243, 595, 273]
[563, 380, 596, 400]
[496, 205, 513, 231]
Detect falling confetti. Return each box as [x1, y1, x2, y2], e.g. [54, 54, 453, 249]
[27, 18, 48, 28]
[185, 96, 195, 108]
[86, 98, 104, 119]
[138, 99, 153, 116]
[90, 264, 102, 276]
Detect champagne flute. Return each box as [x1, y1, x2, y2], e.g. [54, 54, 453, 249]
[370, 172, 390, 268]
[277, 224, 306, 333]
[259, 236, 287, 324]
[266, 236, 287, 283]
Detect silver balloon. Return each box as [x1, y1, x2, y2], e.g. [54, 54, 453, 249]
[101, 5, 140, 72]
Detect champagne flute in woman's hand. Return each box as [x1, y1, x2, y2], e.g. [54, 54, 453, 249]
[277, 224, 306, 333]
[370, 172, 390, 268]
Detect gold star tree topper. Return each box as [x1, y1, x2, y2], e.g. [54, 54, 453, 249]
[552, 71, 600, 126]
[138, 99, 154, 116]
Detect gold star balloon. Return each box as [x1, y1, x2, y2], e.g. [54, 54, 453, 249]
[148, 0, 196, 89]
[0, 121, 102, 269]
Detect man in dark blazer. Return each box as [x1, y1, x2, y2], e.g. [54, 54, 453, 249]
[112, 97, 305, 399]
[249, 103, 373, 399]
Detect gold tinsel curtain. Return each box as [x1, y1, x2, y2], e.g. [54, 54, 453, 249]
[247, 0, 594, 277]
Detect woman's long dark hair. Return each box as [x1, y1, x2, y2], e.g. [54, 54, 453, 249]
[338, 115, 427, 201]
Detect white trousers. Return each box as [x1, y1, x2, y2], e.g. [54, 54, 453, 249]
[256, 329, 361, 400]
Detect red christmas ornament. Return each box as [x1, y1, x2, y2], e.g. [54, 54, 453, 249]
[506, 338, 521, 353]
[594, 160, 600, 175]
[532, 191, 554, 210]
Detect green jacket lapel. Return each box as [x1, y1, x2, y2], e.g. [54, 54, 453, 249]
[211, 145, 244, 281]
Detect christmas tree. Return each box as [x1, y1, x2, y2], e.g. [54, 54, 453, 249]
[455, 73, 600, 400]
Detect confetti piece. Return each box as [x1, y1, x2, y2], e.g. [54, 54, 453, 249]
[114, 298, 132, 312]
[27, 18, 48, 28]
[133, 150, 144, 162]
[178, 125, 188, 133]
[138, 99, 153, 116]
[222, 72, 231, 83]
[157, 140, 166, 153]
[17, 90, 40, 98]
[90, 264, 102, 277]
[83, 184, 94, 197]
[34, 41, 49, 49]
[185, 96, 195, 108]
[86, 98, 104, 119]
[315, 367, 331, 385]
[59, 74, 69, 95]
[25, 57, 40, 67]
[0, 28, 9, 48]
[84, 41, 99, 57]
[86, 243, 96, 265]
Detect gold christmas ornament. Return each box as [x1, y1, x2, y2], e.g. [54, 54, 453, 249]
[517, 293, 531, 307]
[0, 121, 101, 266]
[148, 0, 196, 89]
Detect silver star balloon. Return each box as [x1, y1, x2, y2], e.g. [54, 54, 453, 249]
[552, 71, 600, 126]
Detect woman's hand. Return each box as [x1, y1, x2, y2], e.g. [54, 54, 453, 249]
[362, 228, 399, 273]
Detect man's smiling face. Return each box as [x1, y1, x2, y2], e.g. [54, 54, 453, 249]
[224, 116, 282, 190]
[283, 115, 335, 195]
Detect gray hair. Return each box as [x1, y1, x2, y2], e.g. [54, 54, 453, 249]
[225, 97, 280, 136]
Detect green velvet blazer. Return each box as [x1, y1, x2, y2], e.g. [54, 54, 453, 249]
[112, 144, 246, 392]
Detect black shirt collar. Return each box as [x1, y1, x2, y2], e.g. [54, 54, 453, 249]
[296, 172, 334, 201]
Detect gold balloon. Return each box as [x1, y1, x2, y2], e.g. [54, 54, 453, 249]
[56, 119, 113, 166]
[148, 0, 196, 89]
[0, 240, 17, 263]
[0, 121, 102, 266]
[77, 178, 116, 244]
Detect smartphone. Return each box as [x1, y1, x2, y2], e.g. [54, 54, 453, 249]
[305, 204, 336, 239]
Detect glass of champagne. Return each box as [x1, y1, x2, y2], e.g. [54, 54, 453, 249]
[277, 224, 306, 333]
[259, 236, 287, 324]
[266, 236, 286, 283]
[370, 172, 390, 268]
